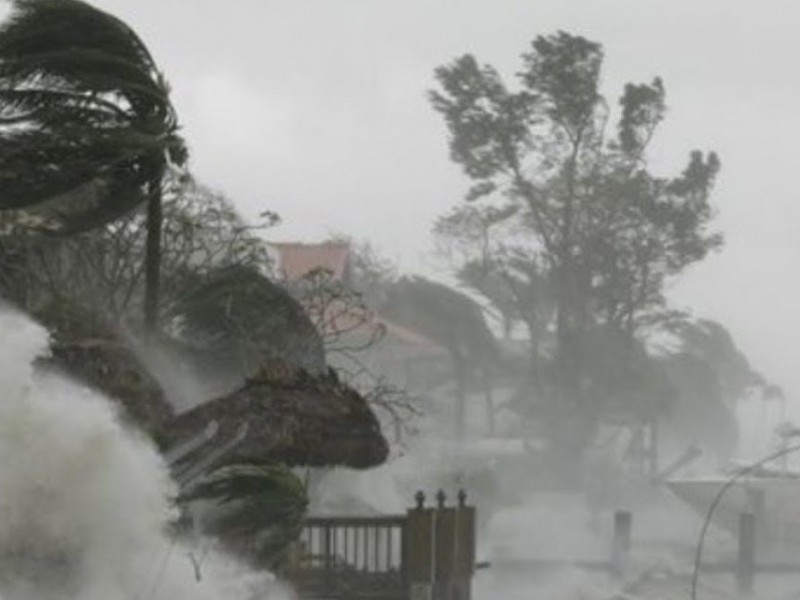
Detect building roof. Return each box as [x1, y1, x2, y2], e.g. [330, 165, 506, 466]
[270, 241, 351, 281]
[378, 317, 444, 353]
[270, 240, 448, 356]
[164, 364, 389, 470]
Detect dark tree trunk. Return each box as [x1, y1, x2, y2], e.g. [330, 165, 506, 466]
[144, 170, 164, 337]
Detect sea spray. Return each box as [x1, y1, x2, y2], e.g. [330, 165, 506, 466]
[0, 306, 290, 600]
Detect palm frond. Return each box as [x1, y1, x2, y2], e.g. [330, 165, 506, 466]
[0, 0, 185, 230]
[0, 127, 158, 208]
[181, 461, 309, 565]
[170, 265, 325, 374]
[183, 462, 308, 507]
[0, 88, 131, 123]
[0, 0, 157, 74]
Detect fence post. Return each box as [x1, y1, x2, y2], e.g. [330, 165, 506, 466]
[737, 512, 756, 595]
[611, 510, 632, 581]
[407, 491, 434, 600]
[434, 490, 447, 600]
[455, 489, 476, 600]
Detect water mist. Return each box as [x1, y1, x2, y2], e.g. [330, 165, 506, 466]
[0, 306, 291, 600]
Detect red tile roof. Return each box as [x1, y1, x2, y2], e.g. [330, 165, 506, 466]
[270, 241, 350, 281]
[270, 241, 448, 355]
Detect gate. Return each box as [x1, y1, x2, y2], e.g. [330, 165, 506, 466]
[284, 490, 476, 600]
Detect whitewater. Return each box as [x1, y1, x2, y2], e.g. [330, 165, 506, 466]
[0, 306, 289, 600]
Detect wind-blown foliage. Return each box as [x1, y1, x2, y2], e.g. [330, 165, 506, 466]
[168, 264, 326, 390]
[672, 319, 774, 402]
[0, 175, 274, 330]
[0, 0, 186, 332]
[383, 276, 498, 368]
[430, 32, 721, 339]
[0, 0, 184, 231]
[181, 461, 308, 569]
[430, 31, 722, 460]
[382, 276, 499, 436]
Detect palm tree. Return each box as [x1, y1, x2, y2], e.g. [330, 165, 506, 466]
[180, 461, 309, 569]
[0, 0, 186, 334]
[168, 264, 327, 390]
[383, 276, 499, 437]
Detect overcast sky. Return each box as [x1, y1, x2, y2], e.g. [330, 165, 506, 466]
[85, 0, 800, 417]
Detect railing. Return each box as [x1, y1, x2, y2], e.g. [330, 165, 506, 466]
[284, 491, 477, 600]
[286, 516, 408, 600]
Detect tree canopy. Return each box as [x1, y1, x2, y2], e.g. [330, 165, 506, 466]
[430, 31, 723, 457]
[383, 275, 498, 370]
[0, 0, 185, 233]
[0, 0, 187, 333]
[168, 264, 326, 393]
[431, 31, 721, 341]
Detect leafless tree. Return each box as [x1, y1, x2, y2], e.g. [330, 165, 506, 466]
[286, 266, 421, 444]
[0, 174, 277, 330]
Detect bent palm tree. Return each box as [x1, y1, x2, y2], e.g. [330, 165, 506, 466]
[180, 461, 309, 569]
[0, 0, 186, 332]
[169, 265, 327, 387]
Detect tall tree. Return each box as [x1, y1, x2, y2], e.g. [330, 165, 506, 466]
[0, 0, 186, 334]
[430, 32, 722, 458]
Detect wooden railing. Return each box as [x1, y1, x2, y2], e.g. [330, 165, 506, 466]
[286, 515, 408, 600]
[301, 516, 407, 573]
[284, 491, 476, 600]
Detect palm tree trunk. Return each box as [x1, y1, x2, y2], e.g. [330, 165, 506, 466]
[144, 170, 164, 337]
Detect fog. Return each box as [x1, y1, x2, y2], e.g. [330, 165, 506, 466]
[0, 306, 291, 600]
[84, 0, 800, 411]
[0, 1, 799, 599]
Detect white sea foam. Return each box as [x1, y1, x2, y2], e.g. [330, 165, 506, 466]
[0, 306, 291, 600]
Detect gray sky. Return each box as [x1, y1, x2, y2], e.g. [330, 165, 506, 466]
[89, 0, 800, 413]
